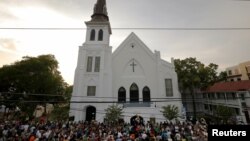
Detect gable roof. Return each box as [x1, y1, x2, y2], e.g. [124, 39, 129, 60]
[112, 32, 174, 69]
[113, 32, 154, 56]
[206, 80, 250, 92]
[112, 32, 155, 59]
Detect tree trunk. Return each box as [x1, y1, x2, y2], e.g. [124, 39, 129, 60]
[191, 90, 197, 122]
[4, 106, 7, 118]
[44, 103, 47, 114]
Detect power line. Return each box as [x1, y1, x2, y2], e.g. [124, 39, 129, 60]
[0, 99, 182, 103]
[0, 99, 246, 108]
[15, 98, 250, 103]
[1, 91, 249, 100]
[0, 27, 250, 30]
[0, 92, 63, 97]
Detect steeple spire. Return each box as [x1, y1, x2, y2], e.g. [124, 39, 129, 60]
[91, 0, 109, 22]
[86, 0, 112, 34]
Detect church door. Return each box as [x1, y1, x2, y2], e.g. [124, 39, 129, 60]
[85, 106, 96, 122]
[130, 83, 139, 102]
[118, 87, 126, 103]
[143, 86, 150, 102]
[130, 115, 144, 126]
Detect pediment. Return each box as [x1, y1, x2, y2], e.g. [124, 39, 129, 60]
[112, 32, 155, 61]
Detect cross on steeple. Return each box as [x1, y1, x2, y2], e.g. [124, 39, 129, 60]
[130, 59, 137, 72]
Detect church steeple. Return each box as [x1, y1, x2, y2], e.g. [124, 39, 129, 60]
[85, 0, 111, 37]
[91, 0, 109, 22]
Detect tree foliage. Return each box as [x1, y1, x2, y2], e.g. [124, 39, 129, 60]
[64, 85, 73, 102]
[104, 104, 123, 125]
[0, 54, 67, 117]
[49, 85, 72, 121]
[49, 105, 70, 121]
[215, 105, 234, 124]
[174, 57, 219, 91]
[161, 105, 179, 121]
[217, 71, 228, 82]
[174, 57, 219, 119]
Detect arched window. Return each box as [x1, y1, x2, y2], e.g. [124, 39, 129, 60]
[90, 29, 95, 41]
[143, 86, 150, 102]
[98, 29, 103, 41]
[130, 83, 139, 102]
[118, 87, 126, 103]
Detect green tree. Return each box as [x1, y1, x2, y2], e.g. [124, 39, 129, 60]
[0, 54, 67, 118]
[104, 104, 123, 125]
[64, 85, 73, 102]
[161, 105, 179, 121]
[215, 105, 234, 124]
[49, 85, 72, 121]
[174, 57, 219, 120]
[217, 71, 228, 82]
[199, 63, 219, 89]
[49, 104, 69, 121]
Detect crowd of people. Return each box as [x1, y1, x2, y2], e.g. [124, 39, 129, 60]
[0, 118, 208, 141]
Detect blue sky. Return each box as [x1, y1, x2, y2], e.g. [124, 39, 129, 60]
[0, 0, 250, 85]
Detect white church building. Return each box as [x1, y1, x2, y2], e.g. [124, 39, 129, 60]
[70, 0, 183, 123]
